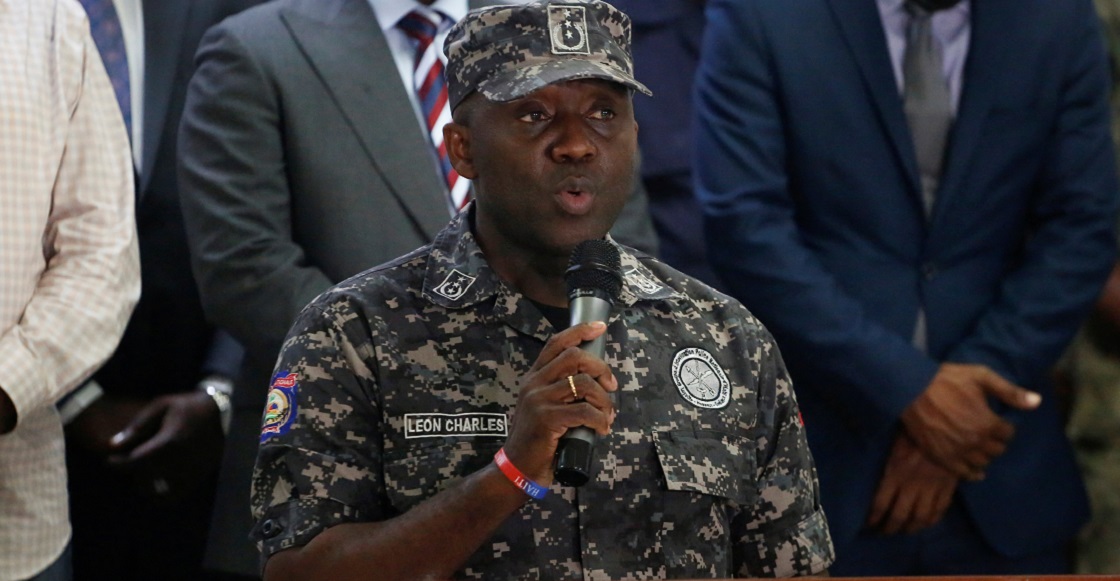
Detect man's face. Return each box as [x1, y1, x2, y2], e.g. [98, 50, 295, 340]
[448, 79, 638, 263]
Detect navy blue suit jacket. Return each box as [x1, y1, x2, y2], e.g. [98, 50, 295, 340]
[695, 0, 1117, 559]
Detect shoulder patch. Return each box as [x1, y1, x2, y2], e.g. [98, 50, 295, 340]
[261, 371, 299, 443]
[671, 348, 731, 409]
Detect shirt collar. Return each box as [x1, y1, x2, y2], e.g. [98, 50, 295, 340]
[877, 0, 971, 34]
[369, 0, 468, 34]
[421, 205, 684, 311]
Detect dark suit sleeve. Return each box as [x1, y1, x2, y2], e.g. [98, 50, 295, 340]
[178, 20, 333, 364]
[694, 0, 938, 437]
[947, 0, 1118, 387]
[201, 329, 245, 380]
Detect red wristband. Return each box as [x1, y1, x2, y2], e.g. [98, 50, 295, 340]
[494, 448, 548, 499]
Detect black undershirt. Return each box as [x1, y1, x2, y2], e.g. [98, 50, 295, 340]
[531, 300, 571, 331]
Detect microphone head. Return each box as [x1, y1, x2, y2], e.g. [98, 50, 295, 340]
[565, 240, 623, 303]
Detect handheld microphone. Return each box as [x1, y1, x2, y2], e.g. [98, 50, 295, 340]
[553, 239, 623, 487]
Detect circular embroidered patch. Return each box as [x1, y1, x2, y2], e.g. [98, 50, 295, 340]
[671, 347, 731, 409]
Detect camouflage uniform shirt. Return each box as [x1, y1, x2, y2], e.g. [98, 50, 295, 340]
[250, 209, 835, 578]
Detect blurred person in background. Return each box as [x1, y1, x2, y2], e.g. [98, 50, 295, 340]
[609, 0, 723, 288]
[61, 1, 261, 579]
[696, 0, 1118, 573]
[1064, 0, 1120, 573]
[0, 0, 140, 578]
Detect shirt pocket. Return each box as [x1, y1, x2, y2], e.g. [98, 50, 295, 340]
[383, 439, 501, 513]
[652, 429, 757, 506]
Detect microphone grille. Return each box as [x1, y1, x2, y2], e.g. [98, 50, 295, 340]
[565, 240, 623, 302]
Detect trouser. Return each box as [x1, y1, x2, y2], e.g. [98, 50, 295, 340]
[830, 500, 1070, 575]
[24, 543, 71, 581]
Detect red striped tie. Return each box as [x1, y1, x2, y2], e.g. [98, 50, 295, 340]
[399, 9, 471, 214]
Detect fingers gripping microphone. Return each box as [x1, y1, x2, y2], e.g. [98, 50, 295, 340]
[553, 240, 623, 487]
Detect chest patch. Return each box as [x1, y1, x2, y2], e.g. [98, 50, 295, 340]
[404, 413, 508, 439]
[433, 269, 477, 301]
[672, 348, 731, 409]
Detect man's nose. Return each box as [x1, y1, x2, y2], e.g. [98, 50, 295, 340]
[549, 116, 596, 163]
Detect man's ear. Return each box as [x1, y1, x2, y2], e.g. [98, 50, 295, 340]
[444, 122, 477, 180]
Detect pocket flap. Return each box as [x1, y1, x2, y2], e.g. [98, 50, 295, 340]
[653, 430, 756, 506]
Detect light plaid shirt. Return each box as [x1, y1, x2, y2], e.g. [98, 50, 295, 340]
[0, 0, 139, 578]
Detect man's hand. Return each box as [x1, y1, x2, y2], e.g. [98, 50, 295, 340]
[901, 363, 1040, 479]
[105, 391, 225, 501]
[867, 432, 957, 534]
[1094, 263, 1120, 330]
[66, 396, 146, 455]
[503, 321, 618, 484]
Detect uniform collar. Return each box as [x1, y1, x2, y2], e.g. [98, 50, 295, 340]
[421, 204, 686, 311]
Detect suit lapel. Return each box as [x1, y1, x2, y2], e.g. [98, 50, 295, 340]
[139, 0, 190, 195]
[281, 0, 449, 239]
[931, 0, 1008, 224]
[826, 0, 920, 193]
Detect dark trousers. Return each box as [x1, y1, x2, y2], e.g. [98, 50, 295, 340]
[25, 543, 71, 581]
[830, 499, 1071, 576]
[66, 444, 219, 581]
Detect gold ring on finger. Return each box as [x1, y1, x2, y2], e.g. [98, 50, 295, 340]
[568, 375, 578, 400]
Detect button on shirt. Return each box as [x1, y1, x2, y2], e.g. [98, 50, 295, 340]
[250, 209, 834, 578]
[0, 1, 140, 578]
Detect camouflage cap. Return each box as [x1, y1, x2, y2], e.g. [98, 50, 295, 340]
[444, 0, 652, 111]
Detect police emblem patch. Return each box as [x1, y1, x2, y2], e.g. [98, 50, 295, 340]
[433, 269, 477, 301]
[548, 5, 590, 55]
[671, 348, 731, 409]
[261, 371, 299, 443]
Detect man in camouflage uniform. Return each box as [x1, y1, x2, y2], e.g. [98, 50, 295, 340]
[247, 1, 835, 579]
[1067, 0, 1120, 573]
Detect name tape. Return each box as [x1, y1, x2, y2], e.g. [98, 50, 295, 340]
[404, 412, 508, 439]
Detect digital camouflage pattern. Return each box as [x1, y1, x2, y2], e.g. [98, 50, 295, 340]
[250, 209, 834, 578]
[444, 0, 652, 111]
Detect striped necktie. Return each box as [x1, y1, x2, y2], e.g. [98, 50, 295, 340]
[398, 9, 471, 214]
[79, 0, 131, 135]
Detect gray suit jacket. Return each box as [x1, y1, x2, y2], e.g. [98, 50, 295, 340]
[178, 0, 657, 574]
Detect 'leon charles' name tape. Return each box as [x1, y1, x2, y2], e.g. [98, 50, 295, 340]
[404, 413, 509, 439]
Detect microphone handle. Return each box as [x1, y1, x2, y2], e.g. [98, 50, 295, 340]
[554, 294, 612, 487]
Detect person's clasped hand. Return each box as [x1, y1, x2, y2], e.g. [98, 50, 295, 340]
[901, 362, 1041, 480]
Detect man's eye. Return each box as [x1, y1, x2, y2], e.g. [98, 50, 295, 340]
[519, 111, 547, 122]
[590, 108, 616, 121]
